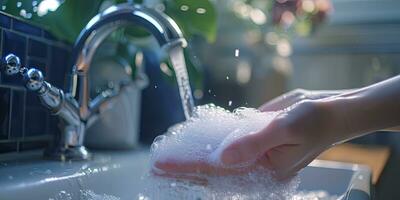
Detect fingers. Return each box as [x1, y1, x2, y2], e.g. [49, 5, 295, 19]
[154, 160, 213, 174]
[220, 118, 288, 166]
[152, 170, 209, 186]
[152, 158, 275, 184]
[259, 89, 307, 112]
[259, 96, 293, 112]
[154, 160, 245, 176]
[268, 146, 322, 180]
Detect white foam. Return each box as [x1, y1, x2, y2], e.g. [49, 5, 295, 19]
[150, 104, 279, 168]
[143, 104, 301, 199]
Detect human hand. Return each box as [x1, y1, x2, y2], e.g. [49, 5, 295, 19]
[259, 88, 348, 112]
[154, 98, 345, 181]
[154, 76, 400, 181]
[153, 89, 349, 181]
[221, 99, 343, 180]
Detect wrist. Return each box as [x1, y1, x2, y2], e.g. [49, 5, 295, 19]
[316, 96, 363, 144]
[320, 84, 400, 143]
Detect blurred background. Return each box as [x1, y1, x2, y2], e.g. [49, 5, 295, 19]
[2, 0, 400, 198]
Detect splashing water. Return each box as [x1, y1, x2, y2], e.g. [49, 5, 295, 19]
[169, 46, 195, 119]
[50, 190, 119, 200]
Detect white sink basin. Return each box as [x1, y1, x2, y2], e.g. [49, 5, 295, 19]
[0, 148, 371, 200]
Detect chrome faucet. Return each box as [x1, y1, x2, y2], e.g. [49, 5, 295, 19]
[1, 3, 187, 160]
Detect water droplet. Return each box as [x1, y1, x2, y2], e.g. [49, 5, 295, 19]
[208, 89, 212, 93]
[19, 9, 27, 17]
[16, 2, 22, 8]
[26, 13, 32, 19]
[170, 182, 177, 187]
[32, 1, 38, 6]
[226, 76, 230, 80]
[196, 8, 206, 14]
[138, 194, 149, 200]
[154, 85, 158, 89]
[194, 89, 203, 99]
[180, 5, 189, 11]
[2, 5, 6, 10]
[228, 101, 232, 106]
[155, 4, 165, 12]
[235, 49, 240, 57]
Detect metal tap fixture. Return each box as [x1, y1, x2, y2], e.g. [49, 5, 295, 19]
[69, 3, 187, 120]
[1, 3, 186, 160]
[3, 54, 88, 160]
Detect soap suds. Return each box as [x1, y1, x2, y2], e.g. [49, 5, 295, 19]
[143, 104, 300, 199]
[141, 104, 343, 200]
[150, 104, 279, 168]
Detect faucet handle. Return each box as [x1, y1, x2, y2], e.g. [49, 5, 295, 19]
[2, 54, 46, 92]
[2, 54, 90, 161]
[24, 68, 45, 91]
[3, 53, 22, 75]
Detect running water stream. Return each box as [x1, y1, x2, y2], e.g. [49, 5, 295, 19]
[169, 45, 195, 119]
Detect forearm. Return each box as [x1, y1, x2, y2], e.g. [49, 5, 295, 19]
[324, 76, 400, 141]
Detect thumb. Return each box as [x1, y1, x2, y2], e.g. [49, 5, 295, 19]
[220, 119, 287, 166]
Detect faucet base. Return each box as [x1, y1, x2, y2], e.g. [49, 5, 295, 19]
[43, 146, 91, 161]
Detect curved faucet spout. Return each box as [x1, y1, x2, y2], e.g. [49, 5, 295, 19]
[1, 4, 190, 161]
[70, 4, 187, 119]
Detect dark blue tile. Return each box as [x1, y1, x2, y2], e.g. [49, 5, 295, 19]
[10, 89, 25, 138]
[13, 19, 42, 37]
[0, 87, 10, 140]
[0, 73, 22, 86]
[47, 115, 60, 135]
[49, 46, 71, 90]
[0, 13, 11, 29]
[43, 31, 57, 41]
[1, 30, 27, 86]
[2, 30, 27, 60]
[28, 39, 48, 59]
[20, 140, 49, 151]
[0, 141, 17, 153]
[25, 92, 41, 108]
[25, 107, 47, 136]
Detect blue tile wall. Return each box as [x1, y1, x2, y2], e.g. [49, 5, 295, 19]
[0, 12, 72, 153]
[0, 87, 10, 140]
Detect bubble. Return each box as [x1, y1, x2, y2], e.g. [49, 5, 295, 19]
[79, 190, 119, 200]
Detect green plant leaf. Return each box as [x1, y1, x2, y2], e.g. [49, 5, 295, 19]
[164, 0, 217, 43]
[3, 0, 103, 43]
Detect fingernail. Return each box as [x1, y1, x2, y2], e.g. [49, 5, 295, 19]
[220, 148, 243, 166]
[151, 165, 166, 175]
